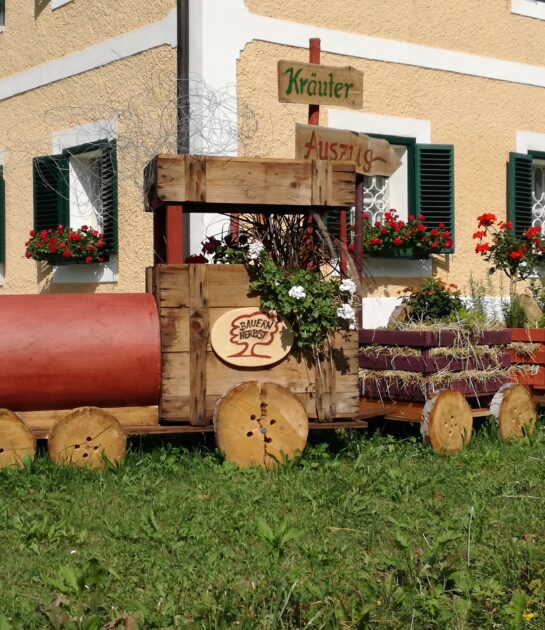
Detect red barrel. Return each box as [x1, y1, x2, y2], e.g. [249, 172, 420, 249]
[0, 293, 161, 411]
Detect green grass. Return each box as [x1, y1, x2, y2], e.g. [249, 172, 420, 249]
[1, 423, 545, 629]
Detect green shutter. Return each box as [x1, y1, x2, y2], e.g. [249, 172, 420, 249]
[0, 166, 5, 263]
[416, 144, 455, 253]
[508, 152, 533, 238]
[100, 140, 118, 253]
[33, 154, 69, 232]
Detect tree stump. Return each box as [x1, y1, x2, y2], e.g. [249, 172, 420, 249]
[48, 407, 126, 468]
[421, 390, 473, 454]
[0, 409, 36, 468]
[490, 383, 536, 440]
[214, 381, 308, 468]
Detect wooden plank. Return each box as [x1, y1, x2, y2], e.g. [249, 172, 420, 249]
[161, 353, 191, 397]
[277, 60, 363, 108]
[184, 156, 206, 202]
[207, 265, 260, 308]
[311, 160, 332, 206]
[155, 155, 186, 205]
[157, 265, 189, 308]
[205, 159, 313, 206]
[147, 154, 356, 208]
[21, 406, 159, 435]
[315, 354, 336, 421]
[309, 420, 368, 430]
[189, 264, 209, 425]
[296, 124, 401, 177]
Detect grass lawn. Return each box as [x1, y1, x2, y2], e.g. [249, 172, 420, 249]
[1, 422, 544, 629]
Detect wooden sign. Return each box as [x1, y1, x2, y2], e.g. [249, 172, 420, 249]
[278, 60, 363, 109]
[210, 307, 293, 368]
[295, 124, 402, 177]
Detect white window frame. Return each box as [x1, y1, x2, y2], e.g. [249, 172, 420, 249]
[511, 0, 545, 20]
[51, 0, 73, 10]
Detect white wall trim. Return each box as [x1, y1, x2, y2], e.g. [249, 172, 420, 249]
[51, 0, 73, 9]
[0, 9, 176, 102]
[511, 0, 545, 20]
[52, 118, 117, 153]
[516, 130, 545, 153]
[328, 110, 431, 144]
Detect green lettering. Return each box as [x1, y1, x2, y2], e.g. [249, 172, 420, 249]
[299, 77, 309, 93]
[344, 82, 354, 98]
[328, 73, 335, 97]
[283, 67, 302, 95]
[334, 82, 343, 98]
[307, 79, 317, 96]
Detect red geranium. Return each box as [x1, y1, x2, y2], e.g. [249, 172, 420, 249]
[361, 210, 453, 256]
[25, 226, 110, 264]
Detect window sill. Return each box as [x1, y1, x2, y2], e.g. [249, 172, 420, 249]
[51, 0, 73, 9]
[511, 0, 545, 20]
[364, 257, 432, 278]
[52, 255, 117, 284]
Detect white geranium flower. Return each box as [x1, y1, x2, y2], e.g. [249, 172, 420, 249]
[288, 285, 307, 300]
[339, 279, 357, 295]
[337, 303, 356, 321]
[247, 241, 265, 260]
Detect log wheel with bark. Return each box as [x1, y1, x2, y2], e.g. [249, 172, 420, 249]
[490, 383, 537, 440]
[0, 409, 36, 468]
[214, 381, 309, 468]
[421, 390, 473, 454]
[48, 407, 126, 468]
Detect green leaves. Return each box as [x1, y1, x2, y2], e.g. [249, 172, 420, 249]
[256, 518, 304, 560]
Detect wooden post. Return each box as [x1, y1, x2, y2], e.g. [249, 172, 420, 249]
[308, 38, 320, 125]
[189, 264, 209, 425]
[166, 204, 184, 264]
[354, 178, 364, 327]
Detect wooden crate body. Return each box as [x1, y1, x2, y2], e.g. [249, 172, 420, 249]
[153, 264, 359, 425]
[360, 328, 512, 403]
[510, 328, 545, 390]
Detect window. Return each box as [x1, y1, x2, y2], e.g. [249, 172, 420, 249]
[0, 165, 4, 263]
[51, 0, 74, 9]
[507, 151, 545, 237]
[327, 136, 455, 252]
[33, 140, 118, 255]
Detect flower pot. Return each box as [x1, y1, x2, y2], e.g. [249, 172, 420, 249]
[365, 246, 429, 260]
[37, 253, 110, 266]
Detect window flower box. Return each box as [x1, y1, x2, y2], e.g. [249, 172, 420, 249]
[25, 226, 110, 265]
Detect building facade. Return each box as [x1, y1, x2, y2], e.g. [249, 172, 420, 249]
[2, 0, 545, 326]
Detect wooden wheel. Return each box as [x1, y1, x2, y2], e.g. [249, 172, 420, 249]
[0, 409, 36, 468]
[48, 407, 126, 468]
[214, 381, 308, 468]
[421, 390, 473, 454]
[490, 383, 537, 440]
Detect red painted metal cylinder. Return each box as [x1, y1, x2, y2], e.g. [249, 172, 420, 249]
[0, 293, 161, 412]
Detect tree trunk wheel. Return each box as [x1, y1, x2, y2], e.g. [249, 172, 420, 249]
[490, 383, 537, 440]
[421, 390, 473, 454]
[0, 409, 36, 468]
[48, 407, 126, 468]
[214, 381, 308, 468]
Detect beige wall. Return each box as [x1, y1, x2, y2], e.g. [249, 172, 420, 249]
[0, 0, 175, 79]
[244, 0, 545, 67]
[0, 45, 176, 294]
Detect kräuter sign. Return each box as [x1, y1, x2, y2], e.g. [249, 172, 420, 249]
[278, 60, 363, 109]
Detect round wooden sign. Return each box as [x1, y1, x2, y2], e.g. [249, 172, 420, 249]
[210, 307, 293, 367]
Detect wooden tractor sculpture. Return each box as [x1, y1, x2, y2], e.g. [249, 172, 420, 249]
[0, 155, 536, 469]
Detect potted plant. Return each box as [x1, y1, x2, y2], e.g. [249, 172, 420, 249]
[472, 213, 545, 389]
[360, 210, 453, 259]
[25, 225, 110, 264]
